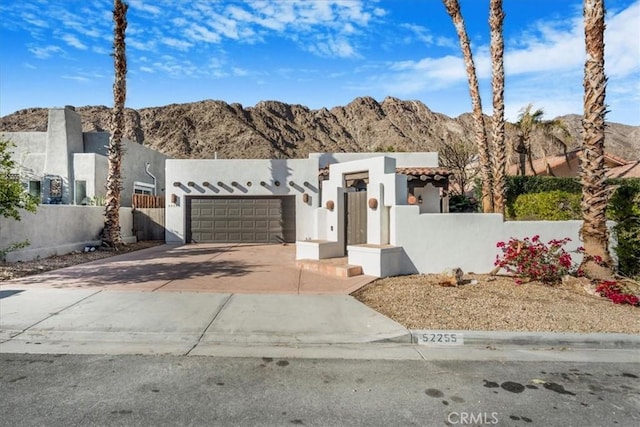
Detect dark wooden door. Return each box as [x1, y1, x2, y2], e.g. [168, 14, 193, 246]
[345, 190, 367, 246]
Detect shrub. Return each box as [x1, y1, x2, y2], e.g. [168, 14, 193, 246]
[495, 235, 577, 284]
[505, 176, 581, 218]
[608, 184, 640, 277]
[448, 194, 479, 213]
[512, 190, 581, 221]
[595, 280, 639, 306]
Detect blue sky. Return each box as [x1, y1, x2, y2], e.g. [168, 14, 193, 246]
[1, 0, 638, 125]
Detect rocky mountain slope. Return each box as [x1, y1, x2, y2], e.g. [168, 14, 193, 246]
[2, 96, 638, 161]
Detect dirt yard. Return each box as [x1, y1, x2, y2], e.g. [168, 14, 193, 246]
[0, 241, 162, 281]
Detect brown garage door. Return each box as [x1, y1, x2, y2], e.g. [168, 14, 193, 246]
[187, 197, 296, 243]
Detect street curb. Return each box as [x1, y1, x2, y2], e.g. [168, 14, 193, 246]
[409, 330, 640, 350]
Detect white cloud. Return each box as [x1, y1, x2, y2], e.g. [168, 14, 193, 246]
[61, 34, 87, 50]
[603, 1, 640, 77]
[29, 45, 63, 59]
[62, 75, 90, 82]
[161, 37, 193, 51]
[184, 23, 222, 43]
[128, 0, 161, 16]
[20, 12, 48, 28]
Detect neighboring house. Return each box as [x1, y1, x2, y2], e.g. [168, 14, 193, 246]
[2, 106, 168, 207]
[607, 161, 640, 178]
[506, 149, 631, 177]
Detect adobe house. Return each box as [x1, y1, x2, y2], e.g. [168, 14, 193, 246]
[2, 106, 169, 207]
[165, 153, 453, 276]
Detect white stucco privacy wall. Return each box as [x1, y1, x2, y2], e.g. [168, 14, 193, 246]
[390, 209, 587, 274]
[1, 206, 135, 262]
[165, 158, 320, 243]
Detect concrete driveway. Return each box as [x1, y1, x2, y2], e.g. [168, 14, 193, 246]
[1, 243, 375, 294]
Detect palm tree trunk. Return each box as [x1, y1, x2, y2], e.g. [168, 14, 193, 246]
[442, 0, 493, 213]
[103, 0, 128, 248]
[580, 0, 613, 279]
[489, 0, 506, 215]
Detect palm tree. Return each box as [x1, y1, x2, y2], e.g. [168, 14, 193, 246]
[514, 104, 572, 176]
[103, 0, 128, 248]
[580, 0, 612, 279]
[489, 0, 506, 215]
[442, 0, 493, 213]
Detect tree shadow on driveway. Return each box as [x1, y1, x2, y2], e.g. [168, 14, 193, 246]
[0, 243, 300, 291]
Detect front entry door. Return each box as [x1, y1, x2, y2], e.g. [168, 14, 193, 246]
[345, 190, 367, 247]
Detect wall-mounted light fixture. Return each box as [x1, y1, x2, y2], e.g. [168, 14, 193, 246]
[274, 180, 281, 187]
[417, 195, 423, 204]
[302, 193, 309, 203]
[231, 181, 239, 187]
[202, 181, 210, 187]
[289, 181, 295, 186]
[173, 181, 181, 187]
[246, 181, 252, 187]
[170, 194, 177, 203]
[368, 198, 378, 210]
[326, 200, 335, 211]
[303, 181, 311, 187]
[187, 181, 195, 187]
[217, 181, 224, 186]
[407, 194, 417, 205]
[260, 181, 267, 186]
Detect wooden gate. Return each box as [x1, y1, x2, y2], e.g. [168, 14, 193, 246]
[132, 194, 165, 241]
[345, 190, 367, 246]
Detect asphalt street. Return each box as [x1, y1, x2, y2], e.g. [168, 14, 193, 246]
[1, 353, 638, 427]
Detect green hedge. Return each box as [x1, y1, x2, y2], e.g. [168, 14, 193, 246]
[505, 176, 581, 218]
[608, 183, 640, 277]
[512, 190, 581, 220]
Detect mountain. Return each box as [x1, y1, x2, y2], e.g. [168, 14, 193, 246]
[2, 96, 638, 162]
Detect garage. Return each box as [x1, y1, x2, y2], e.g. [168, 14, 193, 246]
[187, 196, 296, 243]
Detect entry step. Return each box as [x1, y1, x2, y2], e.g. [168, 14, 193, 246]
[296, 258, 363, 278]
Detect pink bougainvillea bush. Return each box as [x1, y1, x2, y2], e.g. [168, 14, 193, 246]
[595, 281, 640, 306]
[494, 235, 576, 284]
[495, 235, 639, 307]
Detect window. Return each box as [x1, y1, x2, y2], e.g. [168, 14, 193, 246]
[75, 180, 87, 205]
[133, 181, 155, 195]
[28, 181, 41, 198]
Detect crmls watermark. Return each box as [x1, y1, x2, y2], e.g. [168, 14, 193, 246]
[447, 412, 499, 425]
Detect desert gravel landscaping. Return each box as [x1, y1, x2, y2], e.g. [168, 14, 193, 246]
[353, 273, 640, 334]
[2, 243, 638, 334]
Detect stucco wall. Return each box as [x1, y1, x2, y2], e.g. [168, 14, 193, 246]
[83, 133, 168, 207]
[390, 208, 587, 274]
[2, 132, 47, 198]
[310, 152, 439, 168]
[1, 206, 135, 262]
[165, 158, 320, 243]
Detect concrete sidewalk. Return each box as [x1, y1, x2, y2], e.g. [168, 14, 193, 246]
[1, 288, 638, 362]
[0, 288, 411, 355]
